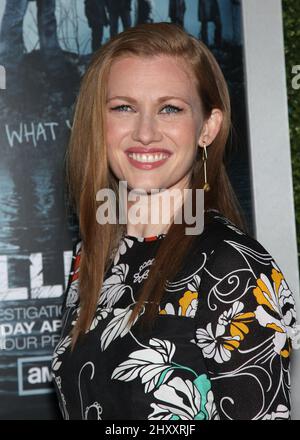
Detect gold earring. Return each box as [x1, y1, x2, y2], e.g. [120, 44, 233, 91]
[201, 142, 210, 192]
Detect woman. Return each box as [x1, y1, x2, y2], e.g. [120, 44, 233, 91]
[52, 22, 297, 420]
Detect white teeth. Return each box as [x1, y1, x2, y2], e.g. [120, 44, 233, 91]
[128, 152, 169, 163]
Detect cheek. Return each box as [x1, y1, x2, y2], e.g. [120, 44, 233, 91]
[107, 148, 122, 171]
[107, 149, 124, 181]
[105, 115, 128, 144]
[106, 120, 117, 146]
[169, 122, 199, 150]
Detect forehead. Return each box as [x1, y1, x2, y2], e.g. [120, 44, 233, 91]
[107, 55, 197, 95]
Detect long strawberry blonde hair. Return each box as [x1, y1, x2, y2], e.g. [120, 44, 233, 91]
[66, 22, 248, 346]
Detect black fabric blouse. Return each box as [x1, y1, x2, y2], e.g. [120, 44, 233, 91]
[51, 209, 297, 420]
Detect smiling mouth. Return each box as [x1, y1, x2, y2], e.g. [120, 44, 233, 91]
[127, 152, 171, 163]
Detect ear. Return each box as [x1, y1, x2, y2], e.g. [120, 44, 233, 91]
[198, 108, 223, 146]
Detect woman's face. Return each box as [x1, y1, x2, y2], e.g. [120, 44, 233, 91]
[105, 55, 205, 194]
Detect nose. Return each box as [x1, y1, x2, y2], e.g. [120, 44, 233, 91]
[132, 112, 162, 145]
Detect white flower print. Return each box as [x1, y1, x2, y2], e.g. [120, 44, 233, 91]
[159, 279, 200, 318]
[216, 300, 255, 343]
[84, 402, 103, 420]
[111, 338, 176, 393]
[66, 280, 79, 307]
[98, 263, 129, 308]
[253, 261, 297, 357]
[148, 376, 218, 420]
[53, 375, 69, 420]
[149, 377, 200, 419]
[159, 303, 176, 315]
[113, 236, 134, 265]
[187, 274, 201, 293]
[133, 258, 155, 284]
[217, 301, 244, 331]
[52, 211, 296, 420]
[100, 305, 143, 351]
[179, 295, 198, 318]
[89, 307, 112, 332]
[192, 322, 240, 364]
[52, 335, 72, 371]
[262, 404, 290, 420]
[205, 390, 220, 420]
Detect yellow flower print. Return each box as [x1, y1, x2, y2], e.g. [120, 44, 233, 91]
[222, 337, 241, 352]
[253, 270, 282, 314]
[217, 301, 255, 342]
[159, 290, 198, 318]
[179, 291, 198, 317]
[229, 311, 255, 341]
[253, 262, 296, 358]
[193, 301, 254, 364]
[159, 303, 175, 315]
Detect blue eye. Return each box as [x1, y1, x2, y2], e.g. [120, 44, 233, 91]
[110, 104, 183, 114]
[161, 105, 182, 114]
[111, 105, 132, 112]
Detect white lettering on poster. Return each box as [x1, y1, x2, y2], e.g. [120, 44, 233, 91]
[0, 304, 63, 351]
[28, 366, 52, 384]
[0, 251, 72, 301]
[0, 322, 35, 336]
[4, 120, 71, 147]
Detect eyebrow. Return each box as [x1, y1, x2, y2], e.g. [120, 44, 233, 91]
[106, 95, 191, 106]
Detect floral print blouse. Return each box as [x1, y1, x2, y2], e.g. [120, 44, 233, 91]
[51, 209, 297, 420]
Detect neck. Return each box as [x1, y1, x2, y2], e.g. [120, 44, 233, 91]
[124, 176, 191, 238]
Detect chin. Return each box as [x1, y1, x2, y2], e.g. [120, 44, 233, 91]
[128, 187, 156, 195]
[127, 181, 164, 194]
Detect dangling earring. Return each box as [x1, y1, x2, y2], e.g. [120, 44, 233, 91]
[201, 142, 210, 192]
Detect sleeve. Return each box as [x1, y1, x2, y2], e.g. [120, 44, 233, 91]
[193, 236, 297, 420]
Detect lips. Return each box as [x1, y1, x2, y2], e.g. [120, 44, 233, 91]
[125, 147, 172, 154]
